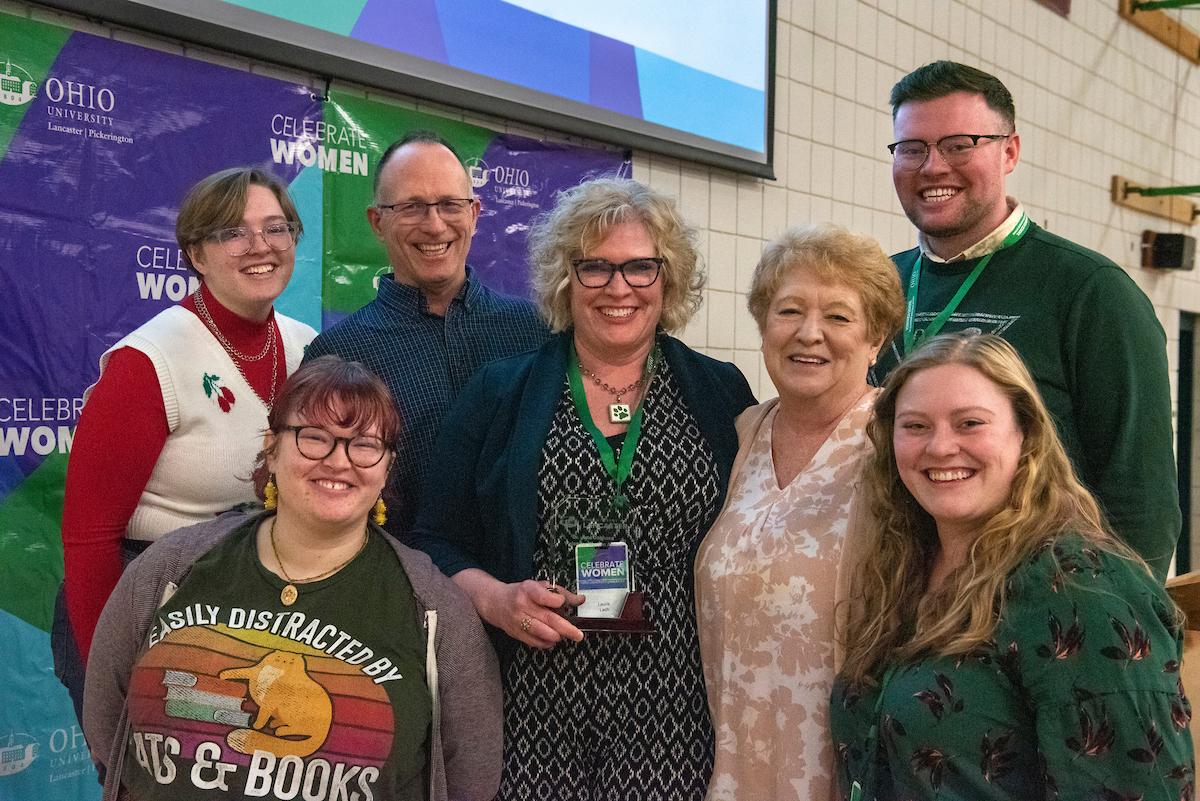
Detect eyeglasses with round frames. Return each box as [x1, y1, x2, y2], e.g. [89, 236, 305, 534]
[376, 198, 475, 223]
[281, 425, 390, 468]
[206, 222, 300, 257]
[571, 258, 664, 289]
[887, 133, 1011, 171]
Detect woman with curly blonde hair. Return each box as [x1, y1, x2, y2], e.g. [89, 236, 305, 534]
[411, 177, 755, 800]
[832, 333, 1190, 801]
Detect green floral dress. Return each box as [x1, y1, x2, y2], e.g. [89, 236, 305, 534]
[830, 535, 1194, 800]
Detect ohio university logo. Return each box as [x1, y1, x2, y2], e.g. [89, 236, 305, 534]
[465, 157, 531, 190]
[0, 59, 37, 107]
[0, 732, 39, 777]
[465, 157, 491, 189]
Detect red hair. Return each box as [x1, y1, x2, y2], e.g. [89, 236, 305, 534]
[251, 356, 401, 499]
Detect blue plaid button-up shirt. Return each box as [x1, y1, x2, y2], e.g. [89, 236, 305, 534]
[303, 268, 550, 534]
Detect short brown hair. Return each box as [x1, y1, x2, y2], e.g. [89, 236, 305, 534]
[251, 356, 401, 499]
[176, 167, 303, 274]
[747, 223, 903, 344]
[528, 177, 704, 333]
[890, 61, 1016, 129]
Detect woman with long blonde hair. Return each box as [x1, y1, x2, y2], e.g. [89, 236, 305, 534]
[832, 333, 1190, 801]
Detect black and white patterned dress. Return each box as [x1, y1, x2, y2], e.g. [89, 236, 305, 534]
[499, 361, 721, 801]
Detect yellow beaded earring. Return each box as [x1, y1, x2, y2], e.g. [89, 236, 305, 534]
[263, 475, 278, 511]
[372, 497, 387, 526]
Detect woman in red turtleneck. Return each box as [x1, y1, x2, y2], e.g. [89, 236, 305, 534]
[61, 167, 316, 669]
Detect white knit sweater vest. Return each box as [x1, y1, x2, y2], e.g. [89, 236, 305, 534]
[90, 305, 316, 542]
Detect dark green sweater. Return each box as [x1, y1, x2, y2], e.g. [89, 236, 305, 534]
[876, 223, 1180, 579]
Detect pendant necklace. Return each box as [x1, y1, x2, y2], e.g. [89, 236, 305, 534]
[577, 365, 645, 424]
[269, 517, 368, 606]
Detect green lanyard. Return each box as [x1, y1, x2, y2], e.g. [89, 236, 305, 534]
[902, 213, 1029, 356]
[849, 663, 901, 801]
[566, 342, 658, 511]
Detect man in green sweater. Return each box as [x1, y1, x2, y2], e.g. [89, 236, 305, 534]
[874, 60, 1180, 580]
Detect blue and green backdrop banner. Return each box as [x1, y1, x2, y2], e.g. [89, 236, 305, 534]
[0, 11, 628, 800]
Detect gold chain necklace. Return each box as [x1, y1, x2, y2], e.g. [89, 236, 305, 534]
[269, 517, 369, 606]
[578, 364, 646, 424]
[193, 289, 273, 360]
[192, 289, 279, 408]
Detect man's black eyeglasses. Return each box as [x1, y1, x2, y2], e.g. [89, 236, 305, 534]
[887, 133, 1011, 171]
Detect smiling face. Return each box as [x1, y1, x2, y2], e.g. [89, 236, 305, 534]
[188, 183, 295, 322]
[266, 410, 392, 532]
[570, 219, 664, 364]
[761, 265, 882, 412]
[893, 362, 1024, 543]
[367, 142, 479, 307]
[892, 91, 1020, 258]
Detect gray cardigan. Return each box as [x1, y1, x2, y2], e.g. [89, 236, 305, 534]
[82, 511, 502, 801]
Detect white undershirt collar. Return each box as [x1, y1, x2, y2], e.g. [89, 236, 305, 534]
[919, 197, 1024, 263]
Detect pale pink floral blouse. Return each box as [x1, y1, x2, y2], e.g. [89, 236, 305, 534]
[696, 390, 877, 801]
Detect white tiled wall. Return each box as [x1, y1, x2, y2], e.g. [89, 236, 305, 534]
[707, 0, 1200, 401]
[10, 0, 1200, 406]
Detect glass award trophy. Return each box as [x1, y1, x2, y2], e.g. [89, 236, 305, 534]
[550, 495, 653, 633]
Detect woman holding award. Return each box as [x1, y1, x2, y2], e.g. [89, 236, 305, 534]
[695, 224, 904, 801]
[410, 177, 755, 800]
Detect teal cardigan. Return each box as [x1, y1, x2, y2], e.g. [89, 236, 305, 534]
[408, 332, 756, 656]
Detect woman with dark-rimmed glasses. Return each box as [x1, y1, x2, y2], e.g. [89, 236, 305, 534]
[83, 355, 501, 801]
[61, 167, 316, 685]
[410, 177, 755, 800]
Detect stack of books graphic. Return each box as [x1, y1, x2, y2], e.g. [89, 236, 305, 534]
[162, 670, 251, 727]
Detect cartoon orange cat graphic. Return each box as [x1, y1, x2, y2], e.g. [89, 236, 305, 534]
[218, 651, 333, 758]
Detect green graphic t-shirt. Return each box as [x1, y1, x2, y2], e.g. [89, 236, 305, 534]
[122, 520, 431, 801]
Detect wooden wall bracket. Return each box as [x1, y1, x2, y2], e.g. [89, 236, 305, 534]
[1112, 175, 1199, 225]
[1119, 0, 1200, 63]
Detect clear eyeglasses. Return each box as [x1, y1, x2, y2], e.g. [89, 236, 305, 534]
[375, 198, 475, 223]
[207, 222, 300, 257]
[887, 133, 1011, 171]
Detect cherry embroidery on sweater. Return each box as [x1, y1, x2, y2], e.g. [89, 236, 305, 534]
[202, 373, 236, 413]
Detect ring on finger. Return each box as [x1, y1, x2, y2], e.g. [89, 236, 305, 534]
[520, 616, 532, 633]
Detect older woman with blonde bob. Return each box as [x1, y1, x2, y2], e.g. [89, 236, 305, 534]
[411, 177, 755, 800]
[832, 334, 1191, 801]
[695, 223, 903, 801]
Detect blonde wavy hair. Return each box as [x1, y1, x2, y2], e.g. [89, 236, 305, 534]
[841, 333, 1145, 686]
[528, 177, 704, 333]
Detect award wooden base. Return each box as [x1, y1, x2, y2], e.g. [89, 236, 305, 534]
[570, 591, 654, 633]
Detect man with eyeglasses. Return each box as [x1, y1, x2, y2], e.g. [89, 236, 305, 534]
[304, 131, 548, 535]
[874, 61, 1178, 580]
